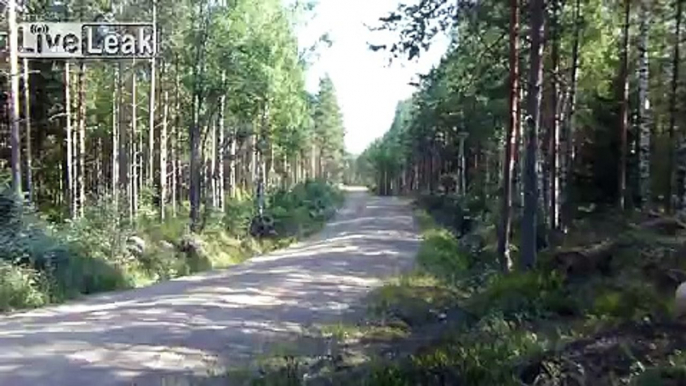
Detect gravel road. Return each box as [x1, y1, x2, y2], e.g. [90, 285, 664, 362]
[0, 188, 420, 385]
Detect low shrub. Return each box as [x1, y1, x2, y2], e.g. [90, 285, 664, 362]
[418, 228, 470, 280]
[471, 270, 577, 319]
[0, 261, 49, 311]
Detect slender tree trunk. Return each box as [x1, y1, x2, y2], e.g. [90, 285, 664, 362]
[65, 63, 75, 218]
[672, 0, 684, 210]
[131, 63, 139, 218]
[112, 64, 119, 207]
[96, 136, 103, 196]
[218, 121, 225, 210]
[515, 83, 525, 208]
[637, 0, 651, 208]
[218, 72, 226, 208]
[8, 0, 21, 199]
[458, 135, 467, 195]
[550, 0, 561, 231]
[172, 57, 181, 217]
[22, 58, 32, 202]
[148, 0, 157, 188]
[160, 89, 169, 221]
[118, 62, 129, 221]
[562, 0, 581, 227]
[246, 133, 254, 191]
[77, 62, 86, 217]
[522, 0, 545, 270]
[310, 143, 316, 179]
[190, 88, 202, 230]
[497, 0, 520, 273]
[170, 113, 177, 218]
[229, 126, 236, 199]
[189, 2, 208, 231]
[210, 116, 217, 209]
[619, 0, 631, 209]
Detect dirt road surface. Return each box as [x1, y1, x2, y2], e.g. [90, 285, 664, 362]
[0, 189, 420, 386]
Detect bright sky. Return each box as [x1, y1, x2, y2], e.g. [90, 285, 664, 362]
[293, 0, 450, 155]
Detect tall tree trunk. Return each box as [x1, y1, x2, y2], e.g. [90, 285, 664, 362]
[131, 64, 138, 218]
[190, 83, 202, 231]
[619, 0, 631, 209]
[160, 89, 169, 221]
[218, 123, 225, 210]
[515, 83, 525, 208]
[246, 133, 254, 191]
[65, 63, 75, 218]
[189, 1, 208, 231]
[672, 0, 684, 210]
[22, 58, 32, 202]
[118, 62, 129, 221]
[550, 0, 561, 231]
[310, 143, 316, 179]
[77, 62, 86, 217]
[522, 0, 545, 270]
[218, 72, 226, 208]
[228, 126, 236, 199]
[497, 0, 520, 273]
[172, 57, 181, 217]
[562, 0, 582, 227]
[637, 0, 651, 208]
[8, 0, 21, 199]
[210, 116, 217, 209]
[112, 65, 119, 207]
[256, 106, 268, 215]
[170, 113, 177, 218]
[96, 137, 103, 196]
[148, 0, 157, 188]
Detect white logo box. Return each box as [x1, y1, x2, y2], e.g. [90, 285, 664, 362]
[19, 22, 156, 59]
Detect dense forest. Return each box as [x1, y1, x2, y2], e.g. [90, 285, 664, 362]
[0, 0, 346, 310]
[359, 0, 686, 271]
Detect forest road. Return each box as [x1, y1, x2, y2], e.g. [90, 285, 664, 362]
[0, 188, 420, 386]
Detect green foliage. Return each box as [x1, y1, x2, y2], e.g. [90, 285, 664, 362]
[224, 196, 255, 239]
[267, 180, 343, 236]
[418, 228, 470, 278]
[411, 315, 544, 386]
[472, 270, 575, 319]
[590, 282, 670, 321]
[0, 262, 50, 311]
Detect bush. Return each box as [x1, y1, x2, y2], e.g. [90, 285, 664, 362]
[590, 281, 670, 321]
[418, 228, 471, 280]
[0, 262, 49, 311]
[471, 270, 577, 319]
[264, 180, 343, 238]
[224, 195, 254, 238]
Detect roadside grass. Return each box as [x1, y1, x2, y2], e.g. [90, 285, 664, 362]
[0, 180, 344, 313]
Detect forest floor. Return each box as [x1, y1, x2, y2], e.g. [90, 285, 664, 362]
[0, 189, 421, 386]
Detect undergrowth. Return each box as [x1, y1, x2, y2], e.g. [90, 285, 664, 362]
[0, 179, 343, 313]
